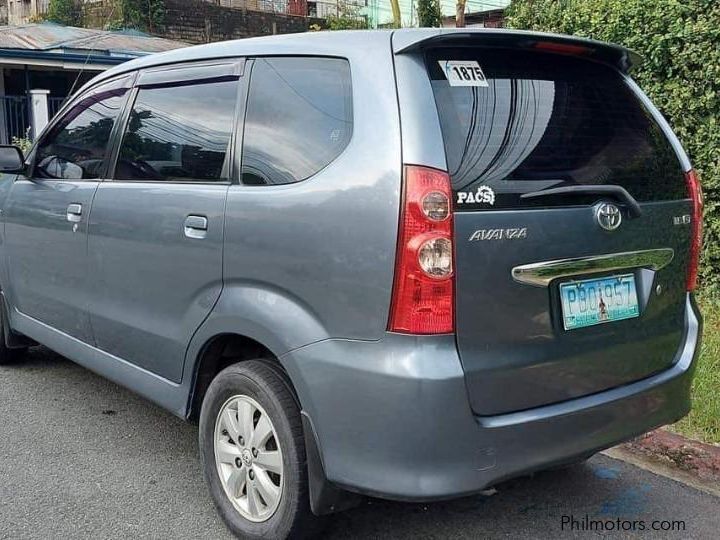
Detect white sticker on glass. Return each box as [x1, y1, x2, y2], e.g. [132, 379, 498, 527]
[438, 60, 489, 87]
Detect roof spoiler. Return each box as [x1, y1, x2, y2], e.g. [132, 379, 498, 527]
[392, 29, 642, 73]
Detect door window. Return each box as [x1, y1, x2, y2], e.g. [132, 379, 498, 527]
[241, 57, 353, 186]
[33, 79, 130, 180]
[114, 79, 239, 182]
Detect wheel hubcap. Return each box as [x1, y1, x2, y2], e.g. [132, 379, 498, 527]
[213, 395, 283, 522]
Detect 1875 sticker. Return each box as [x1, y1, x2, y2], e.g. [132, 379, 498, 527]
[439, 60, 489, 87]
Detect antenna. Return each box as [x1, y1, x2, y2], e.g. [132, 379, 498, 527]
[66, 3, 118, 101]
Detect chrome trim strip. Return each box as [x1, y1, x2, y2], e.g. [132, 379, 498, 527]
[511, 248, 675, 287]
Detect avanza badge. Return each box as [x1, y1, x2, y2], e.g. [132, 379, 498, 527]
[439, 60, 489, 87]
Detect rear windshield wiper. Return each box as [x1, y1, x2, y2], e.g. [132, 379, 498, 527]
[520, 185, 642, 218]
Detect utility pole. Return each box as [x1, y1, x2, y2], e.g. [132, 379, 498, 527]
[456, 0, 467, 27]
[390, 0, 401, 27]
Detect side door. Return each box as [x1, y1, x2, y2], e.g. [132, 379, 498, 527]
[85, 61, 244, 382]
[3, 76, 132, 342]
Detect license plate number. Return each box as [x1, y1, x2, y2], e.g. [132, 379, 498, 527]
[560, 274, 639, 331]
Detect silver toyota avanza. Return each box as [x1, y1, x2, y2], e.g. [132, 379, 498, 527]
[0, 29, 703, 539]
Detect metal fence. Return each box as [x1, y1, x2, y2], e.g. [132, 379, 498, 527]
[0, 95, 69, 145]
[48, 97, 67, 119]
[0, 95, 30, 145]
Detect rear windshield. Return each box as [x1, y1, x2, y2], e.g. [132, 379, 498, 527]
[427, 48, 686, 210]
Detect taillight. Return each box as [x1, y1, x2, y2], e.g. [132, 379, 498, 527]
[533, 41, 592, 56]
[388, 165, 454, 334]
[686, 169, 703, 291]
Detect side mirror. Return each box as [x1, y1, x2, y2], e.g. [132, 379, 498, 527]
[0, 145, 25, 173]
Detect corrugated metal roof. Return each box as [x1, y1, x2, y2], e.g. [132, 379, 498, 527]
[0, 23, 187, 57]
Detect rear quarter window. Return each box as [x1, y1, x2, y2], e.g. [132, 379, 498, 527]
[241, 57, 353, 186]
[427, 48, 686, 210]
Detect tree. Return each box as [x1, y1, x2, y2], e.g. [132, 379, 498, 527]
[506, 0, 720, 290]
[456, 0, 467, 27]
[417, 0, 442, 28]
[46, 0, 81, 26]
[390, 0, 402, 28]
[325, 1, 369, 30]
[112, 0, 166, 33]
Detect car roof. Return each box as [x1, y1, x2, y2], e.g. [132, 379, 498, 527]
[82, 28, 640, 95]
[84, 30, 392, 91]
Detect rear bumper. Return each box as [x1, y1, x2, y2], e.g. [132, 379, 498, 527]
[280, 294, 701, 501]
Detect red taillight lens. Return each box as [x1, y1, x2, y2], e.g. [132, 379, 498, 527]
[389, 165, 454, 334]
[533, 41, 592, 56]
[686, 169, 703, 291]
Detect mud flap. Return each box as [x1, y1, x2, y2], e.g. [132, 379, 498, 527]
[302, 412, 363, 516]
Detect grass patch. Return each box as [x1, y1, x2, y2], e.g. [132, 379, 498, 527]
[671, 295, 720, 444]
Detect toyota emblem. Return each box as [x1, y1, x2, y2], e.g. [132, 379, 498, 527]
[596, 202, 622, 231]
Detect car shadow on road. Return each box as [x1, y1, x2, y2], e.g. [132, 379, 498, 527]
[4, 345, 70, 366]
[320, 464, 616, 538]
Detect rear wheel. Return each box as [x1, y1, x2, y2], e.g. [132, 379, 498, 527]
[199, 360, 320, 539]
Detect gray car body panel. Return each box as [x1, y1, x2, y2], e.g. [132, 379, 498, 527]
[392, 33, 697, 416]
[0, 29, 702, 502]
[215, 34, 402, 348]
[3, 180, 98, 342]
[86, 182, 228, 382]
[453, 200, 690, 415]
[282, 296, 699, 499]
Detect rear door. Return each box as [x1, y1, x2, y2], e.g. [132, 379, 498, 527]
[425, 47, 693, 415]
[86, 62, 243, 382]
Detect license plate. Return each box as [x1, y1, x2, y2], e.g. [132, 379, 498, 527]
[559, 274, 639, 331]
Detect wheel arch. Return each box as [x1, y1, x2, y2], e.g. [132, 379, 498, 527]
[189, 330, 362, 516]
[182, 283, 329, 420]
[187, 332, 299, 422]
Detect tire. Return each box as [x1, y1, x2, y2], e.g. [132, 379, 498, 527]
[199, 360, 321, 539]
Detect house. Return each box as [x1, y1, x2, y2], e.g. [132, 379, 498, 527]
[0, 22, 187, 143]
[3, 0, 342, 43]
[6, 0, 50, 25]
[441, 2, 509, 28]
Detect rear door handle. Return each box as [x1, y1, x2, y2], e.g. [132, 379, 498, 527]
[184, 215, 208, 239]
[67, 203, 82, 223]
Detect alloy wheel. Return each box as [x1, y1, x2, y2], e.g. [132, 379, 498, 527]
[214, 394, 284, 522]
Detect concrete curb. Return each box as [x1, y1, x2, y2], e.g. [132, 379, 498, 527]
[602, 429, 720, 497]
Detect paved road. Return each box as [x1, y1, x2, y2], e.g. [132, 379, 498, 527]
[1, 347, 718, 539]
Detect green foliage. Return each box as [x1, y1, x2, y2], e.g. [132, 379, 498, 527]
[417, 0, 443, 28]
[673, 294, 720, 443]
[107, 0, 166, 33]
[325, 1, 370, 30]
[506, 0, 720, 290]
[12, 128, 33, 155]
[46, 0, 81, 26]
